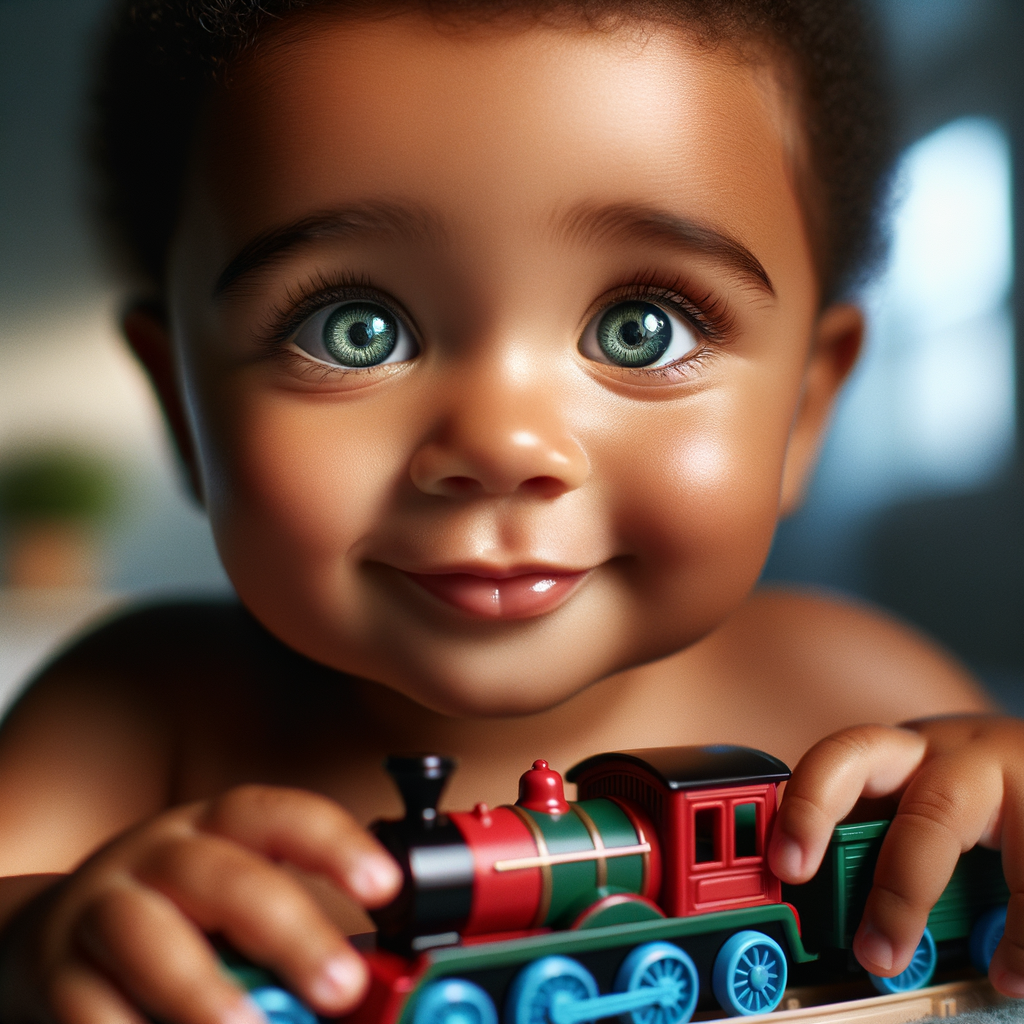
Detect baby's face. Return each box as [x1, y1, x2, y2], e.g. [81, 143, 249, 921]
[165, 12, 833, 715]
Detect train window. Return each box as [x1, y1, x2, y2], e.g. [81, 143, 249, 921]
[693, 807, 720, 863]
[734, 802, 759, 858]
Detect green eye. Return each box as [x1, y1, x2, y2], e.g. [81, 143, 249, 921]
[322, 303, 399, 367]
[595, 302, 672, 367]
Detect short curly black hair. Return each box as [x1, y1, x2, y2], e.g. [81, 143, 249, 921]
[92, 0, 894, 304]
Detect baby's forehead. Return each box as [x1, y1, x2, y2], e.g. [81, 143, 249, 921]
[180, 12, 813, 304]
[242, 9, 798, 124]
[94, 0, 891, 306]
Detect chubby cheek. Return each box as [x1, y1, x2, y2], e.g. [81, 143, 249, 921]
[603, 388, 788, 645]
[196, 382, 400, 640]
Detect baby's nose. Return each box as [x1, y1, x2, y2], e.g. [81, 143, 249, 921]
[408, 397, 589, 499]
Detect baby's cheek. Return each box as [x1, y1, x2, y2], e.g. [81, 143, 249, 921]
[609, 413, 785, 633]
[684, 431, 781, 553]
[203, 390, 404, 595]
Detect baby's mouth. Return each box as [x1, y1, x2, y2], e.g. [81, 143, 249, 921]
[402, 568, 588, 619]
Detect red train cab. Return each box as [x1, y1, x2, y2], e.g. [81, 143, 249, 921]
[567, 745, 791, 918]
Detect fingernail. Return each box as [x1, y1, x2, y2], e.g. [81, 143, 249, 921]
[771, 835, 803, 879]
[223, 998, 267, 1024]
[991, 967, 1024, 998]
[856, 922, 894, 972]
[310, 954, 362, 1006]
[355, 858, 401, 897]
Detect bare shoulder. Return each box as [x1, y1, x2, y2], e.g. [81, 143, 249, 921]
[3, 600, 259, 730]
[26, 599, 262, 679]
[0, 601, 261, 873]
[704, 586, 994, 720]
[669, 586, 996, 763]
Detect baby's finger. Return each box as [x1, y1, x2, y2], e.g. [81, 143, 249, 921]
[197, 785, 401, 906]
[770, 726, 927, 882]
[854, 752, 1001, 977]
[47, 957, 149, 1024]
[74, 882, 264, 1024]
[136, 832, 366, 1014]
[988, 780, 1024, 996]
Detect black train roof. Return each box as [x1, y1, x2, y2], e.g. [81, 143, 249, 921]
[567, 745, 791, 791]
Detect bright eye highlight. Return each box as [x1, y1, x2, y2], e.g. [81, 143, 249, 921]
[580, 300, 700, 368]
[289, 300, 418, 368]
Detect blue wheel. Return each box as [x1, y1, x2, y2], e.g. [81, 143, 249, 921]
[413, 979, 499, 1024]
[249, 986, 318, 1024]
[506, 956, 599, 1024]
[712, 930, 788, 1016]
[614, 942, 699, 1024]
[970, 906, 1007, 973]
[869, 928, 936, 993]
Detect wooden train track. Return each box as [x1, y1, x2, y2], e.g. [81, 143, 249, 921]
[724, 978, 1010, 1024]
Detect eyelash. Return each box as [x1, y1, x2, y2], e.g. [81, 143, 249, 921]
[256, 267, 736, 364]
[596, 269, 735, 344]
[258, 270, 404, 354]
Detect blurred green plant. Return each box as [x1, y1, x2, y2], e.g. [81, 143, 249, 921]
[0, 448, 118, 525]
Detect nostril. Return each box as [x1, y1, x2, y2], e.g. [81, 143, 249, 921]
[434, 475, 563, 498]
[522, 476, 569, 499]
[440, 476, 481, 496]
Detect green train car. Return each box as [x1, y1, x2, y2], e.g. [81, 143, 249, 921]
[785, 819, 1010, 991]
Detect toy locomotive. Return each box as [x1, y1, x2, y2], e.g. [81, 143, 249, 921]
[229, 746, 1009, 1024]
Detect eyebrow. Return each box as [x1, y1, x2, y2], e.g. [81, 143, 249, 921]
[213, 202, 447, 298]
[213, 199, 774, 299]
[556, 202, 775, 297]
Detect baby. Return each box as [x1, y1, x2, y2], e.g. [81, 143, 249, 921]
[0, 2, 1020, 1023]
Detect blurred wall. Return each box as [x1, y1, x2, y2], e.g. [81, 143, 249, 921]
[0, 0, 229, 594]
[765, 0, 1024, 711]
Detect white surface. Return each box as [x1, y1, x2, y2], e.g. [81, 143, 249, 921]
[0, 590, 125, 716]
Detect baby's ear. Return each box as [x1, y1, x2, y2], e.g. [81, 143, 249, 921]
[779, 302, 864, 516]
[122, 302, 204, 505]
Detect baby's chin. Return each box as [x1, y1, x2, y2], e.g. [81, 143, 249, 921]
[322, 651, 592, 719]
[236, 571, 721, 719]
[382, 672, 595, 720]
[347, 633, 689, 720]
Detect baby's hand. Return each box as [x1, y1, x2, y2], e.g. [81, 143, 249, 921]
[768, 717, 1024, 995]
[0, 786, 402, 1024]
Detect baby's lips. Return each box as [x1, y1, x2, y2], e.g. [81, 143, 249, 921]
[404, 569, 588, 619]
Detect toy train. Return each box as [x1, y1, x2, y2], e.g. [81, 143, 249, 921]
[226, 746, 1009, 1024]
